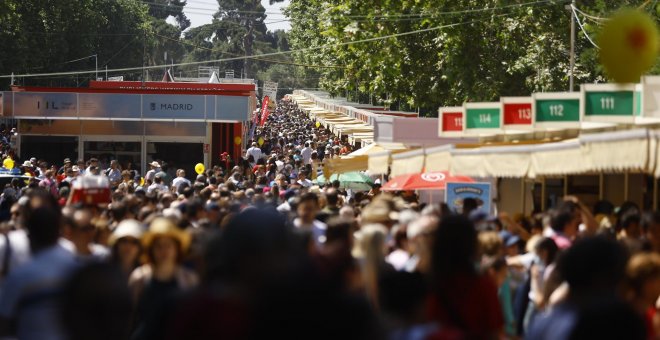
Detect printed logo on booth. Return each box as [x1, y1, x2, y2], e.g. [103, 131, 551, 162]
[421, 173, 446, 182]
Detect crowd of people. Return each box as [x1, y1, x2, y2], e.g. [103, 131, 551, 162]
[0, 98, 655, 340]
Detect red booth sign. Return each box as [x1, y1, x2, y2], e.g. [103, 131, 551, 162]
[438, 106, 464, 136]
[501, 97, 533, 129]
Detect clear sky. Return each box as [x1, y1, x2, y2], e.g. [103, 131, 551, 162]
[183, 0, 292, 31]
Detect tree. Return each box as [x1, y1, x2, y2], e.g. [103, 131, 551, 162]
[286, 0, 660, 115]
[0, 0, 152, 88]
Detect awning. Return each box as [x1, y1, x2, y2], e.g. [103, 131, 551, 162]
[450, 148, 488, 178]
[580, 129, 650, 174]
[323, 155, 368, 177]
[424, 145, 453, 172]
[483, 145, 531, 178]
[368, 150, 391, 175]
[529, 140, 586, 178]
[390, 149, 425, 177]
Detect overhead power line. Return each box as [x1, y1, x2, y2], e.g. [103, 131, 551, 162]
[0, 12, 520, 79]
[152, 32, 346, 69]
[571, 5, 600, 49]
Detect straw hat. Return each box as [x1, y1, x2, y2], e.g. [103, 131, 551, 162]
[109, 219, 144, 246]
[141, 217, 191, 253]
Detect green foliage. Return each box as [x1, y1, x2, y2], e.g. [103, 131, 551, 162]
[286, 0, 660, 116]
[0, 0, 152, 87]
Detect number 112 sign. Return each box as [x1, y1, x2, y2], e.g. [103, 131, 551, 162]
[532, 92, 581, 129]
[501, 96, 533, 130]
[438, 106, 464, 137]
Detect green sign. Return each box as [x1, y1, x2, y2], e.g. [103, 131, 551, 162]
[465, 108, 500, 129]
[584, 91, 634, 116]
[535, 99, 580, 122]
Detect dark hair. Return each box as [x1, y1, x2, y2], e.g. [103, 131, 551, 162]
[325, 217, 352, 244]
[593, 200, 615, 215]
[325, 188, 339, 206]
[534, 237, 559, 265]
[620, 212, 641, 232]
[462, 198, 478, 215]
[558, 236, 629, 296]
[431, 215, 478, 278]
[641, 211, 660, 233]
[299, 192, 318, 206]
[26, 191, 62, 252]
[551, 201, 579, 233]
[60, 263, 133, 340]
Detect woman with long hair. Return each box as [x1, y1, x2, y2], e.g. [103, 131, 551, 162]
[128, 217, 198, 340]
[427, 215, 503, 339]
[109, 219, 144, 279]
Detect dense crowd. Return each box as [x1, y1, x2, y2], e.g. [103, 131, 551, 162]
[0, 98, 656, 340]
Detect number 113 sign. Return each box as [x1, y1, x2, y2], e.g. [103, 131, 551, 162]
[501, 96, 533, 130]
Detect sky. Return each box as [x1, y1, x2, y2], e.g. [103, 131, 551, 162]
[183, 0, 292, 31]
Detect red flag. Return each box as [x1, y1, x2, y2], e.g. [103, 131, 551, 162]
[259, 96, 270, 126]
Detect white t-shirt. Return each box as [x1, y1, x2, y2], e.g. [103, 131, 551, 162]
[246, 147, 263, 161]
[293, 218, 328, 245]
[297, 178, 313, 188]
[147, 183, 168, 194]
[301, 147, 313, 165]
[171, 176, 192, 192]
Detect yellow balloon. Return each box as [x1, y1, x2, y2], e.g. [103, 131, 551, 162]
[315, 122, 321, 128]
[3, 158, 14, 170]
[258, 137, 264, 146]
[195, 163, 205, 175]
[599, 9, 659, 83]
[140, 177, 145, 186]
[234, 136, 242, 145]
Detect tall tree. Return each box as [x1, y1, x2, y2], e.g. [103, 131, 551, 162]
[286, 0, 660, 115]
[0, 0, 152, 88]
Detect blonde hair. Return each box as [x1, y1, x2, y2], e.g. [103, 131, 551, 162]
[354, 223, 388, 309]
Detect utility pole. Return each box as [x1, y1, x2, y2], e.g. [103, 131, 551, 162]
[94, 54, 98, 81]
[568, 0, 576, 92]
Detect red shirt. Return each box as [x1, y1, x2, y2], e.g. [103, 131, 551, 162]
[427, 273, 503, 339]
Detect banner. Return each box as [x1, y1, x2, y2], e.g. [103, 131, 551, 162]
[445, 182, 492, 214]
[259, 96, 270, 126]
[263, 81, 278, 110]
[3, 91, 249, 122]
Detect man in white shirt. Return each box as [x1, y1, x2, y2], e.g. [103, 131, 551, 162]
[171, 169, 191, 192]
[60, 208, 109, 262]
[296, 171, 313, 188]
[85, 158, 99, 174]
[145, 161, 160, 183]
[301, 142, 313, 165]
[147, 174, 168, 194]
[293, 192, 327, 247]
[105, 160, 122, 188]
[246, 142, 263, 162]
